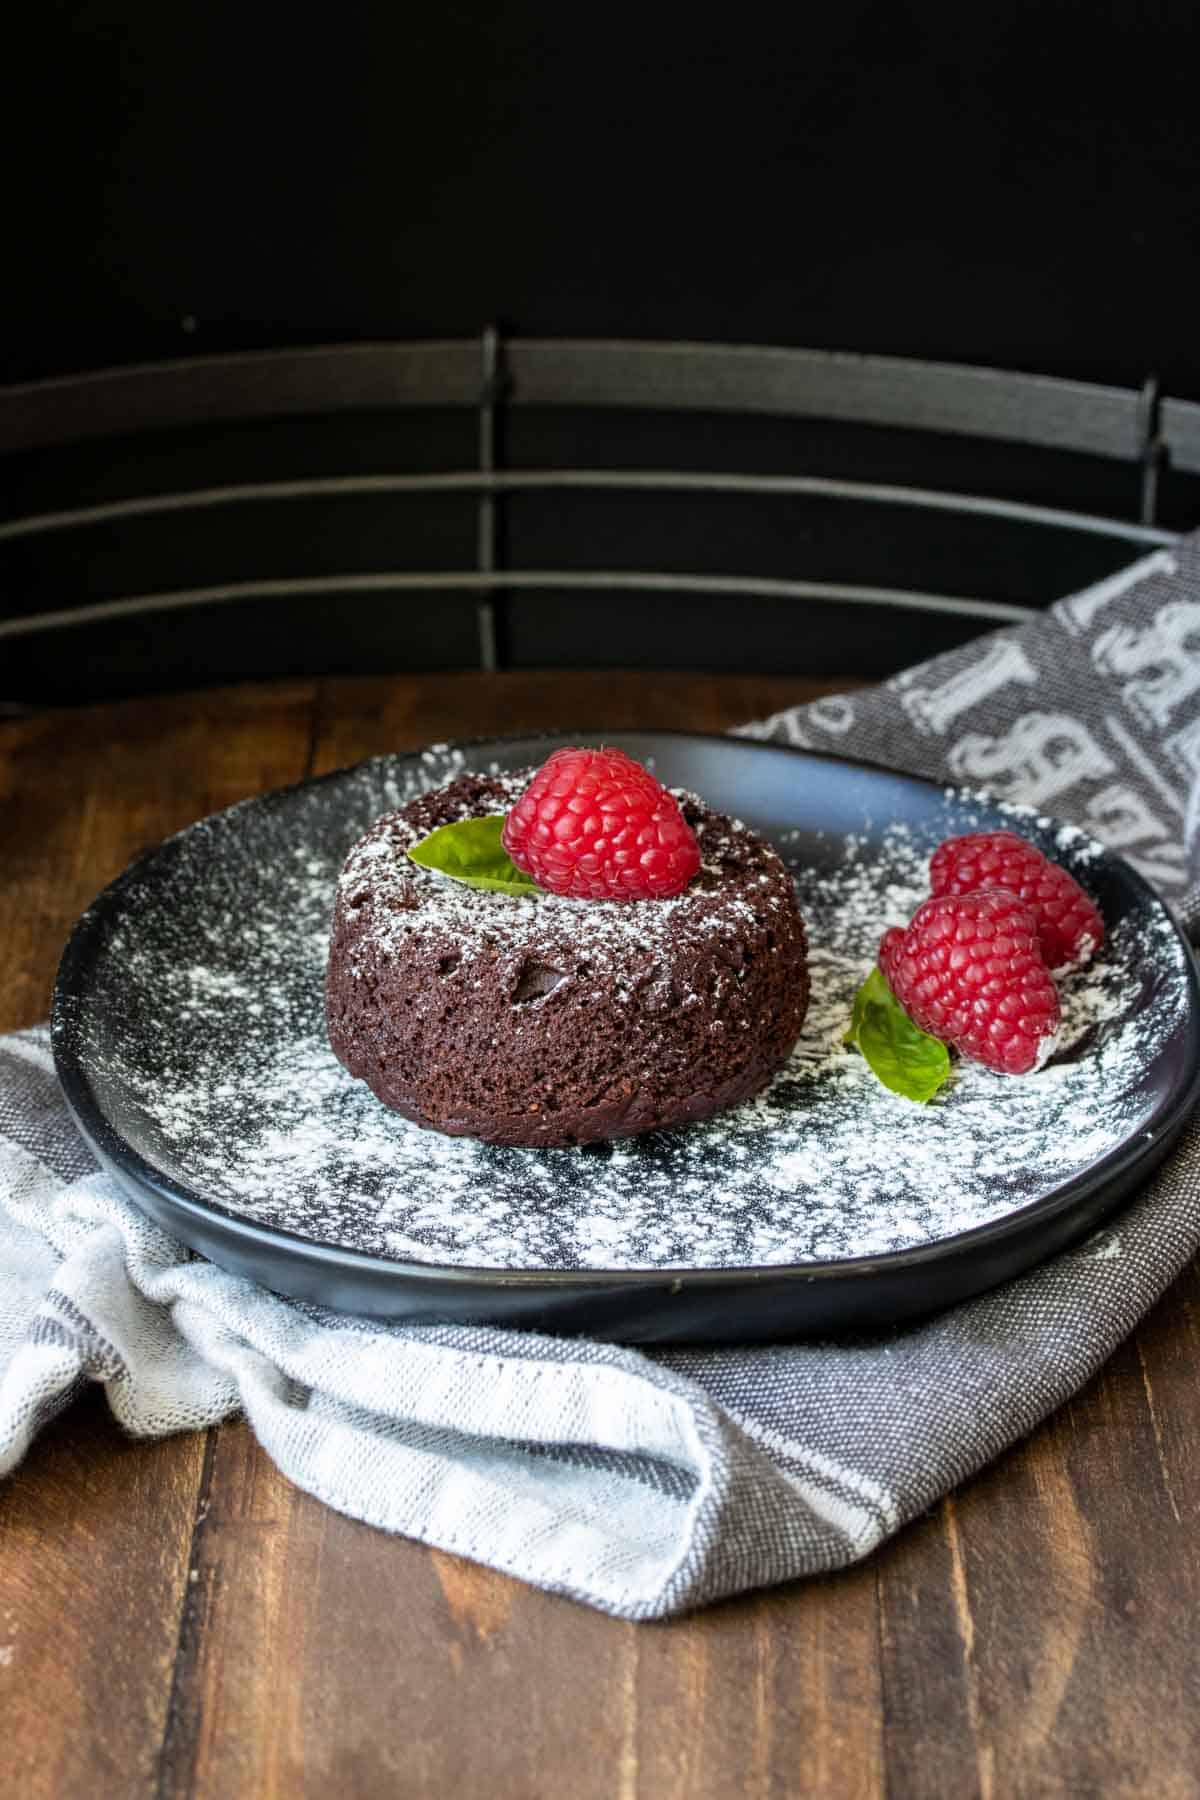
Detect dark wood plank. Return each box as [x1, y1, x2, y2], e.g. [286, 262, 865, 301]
[0, 680, 320, 1031]
[0, 678, 319, 1797]
[0, 1392, 205, 1798]
[959, 1268, 1200, 1797]
[873, 1256, 1200, 1800]
[308, 669, 855, 775]
[874, 1500, 984, 1800]
[632, 1577, 884, 1800]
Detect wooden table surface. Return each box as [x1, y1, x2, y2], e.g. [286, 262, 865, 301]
[2, 670, 1199, 1800]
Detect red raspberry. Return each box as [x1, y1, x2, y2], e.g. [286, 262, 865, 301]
[879, 888, 1061, 1075]
[502, 746, 702, 901]
[929, 830, 1104, 973]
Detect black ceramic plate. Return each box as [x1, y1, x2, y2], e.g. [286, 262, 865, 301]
[52, 732, 1200, 1343]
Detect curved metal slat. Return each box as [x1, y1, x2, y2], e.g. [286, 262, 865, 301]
[1162, 396, 1200, 476]
[0, 470, 1177, 547]
[0, 569, 1031, 645]
[0, 337, 1161, 464]
[507, 340, 1146, 461]
[0, 342, 482, 454]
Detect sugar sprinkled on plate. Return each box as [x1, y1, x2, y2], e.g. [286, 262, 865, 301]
[63, 747, 1191, 1274]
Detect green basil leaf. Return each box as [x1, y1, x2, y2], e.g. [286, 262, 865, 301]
[843, 966, 952, 1104]
[407, 814, 541, 896]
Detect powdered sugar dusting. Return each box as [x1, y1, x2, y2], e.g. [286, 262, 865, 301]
[57, 748, 1193, 1274]
[336, 767, 779, 990]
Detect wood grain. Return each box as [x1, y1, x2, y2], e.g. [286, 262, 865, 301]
[1, 671, 1198, 1800]
[0, 677, 317, 1797]
[307, 670, 845, 776]
[956, 1280, 1200, 1797]
[0, 1391, 204, 1797]
[0, 680, 319, 1032]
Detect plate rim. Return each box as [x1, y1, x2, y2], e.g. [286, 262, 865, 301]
[52, 729, 1200, 1296]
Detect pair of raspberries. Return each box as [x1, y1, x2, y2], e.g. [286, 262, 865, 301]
[501, 747, 1104, 1079]
[881, 833, 1105, 1075]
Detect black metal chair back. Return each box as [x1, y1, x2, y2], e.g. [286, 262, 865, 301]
[2, 333, 1195, 703]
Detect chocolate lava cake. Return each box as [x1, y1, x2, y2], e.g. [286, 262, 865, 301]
[325, 770, 810, 1147]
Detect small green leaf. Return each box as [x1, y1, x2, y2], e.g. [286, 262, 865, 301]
[844, 966, 952, 1104]
[407, 815, 541, 897]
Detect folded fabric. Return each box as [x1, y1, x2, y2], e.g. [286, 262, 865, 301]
[2, 534, 1198, 1619]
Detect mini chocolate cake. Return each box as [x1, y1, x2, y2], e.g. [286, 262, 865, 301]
[325, 771, 810, 1147]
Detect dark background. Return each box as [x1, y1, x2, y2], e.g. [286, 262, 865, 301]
[7, 0, 1200, 388]
[4, 1, 1200, 698]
